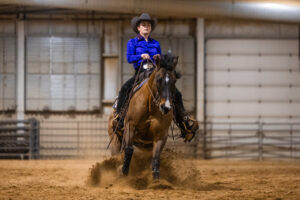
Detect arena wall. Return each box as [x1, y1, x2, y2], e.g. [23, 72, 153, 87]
[0, 11, 299, 159]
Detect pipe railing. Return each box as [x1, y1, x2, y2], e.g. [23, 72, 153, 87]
[203, 122, 300, 160]
[1, 119, 299, 159]
[0, 119, 40, 159]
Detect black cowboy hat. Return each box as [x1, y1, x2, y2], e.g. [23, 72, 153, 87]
[131, 13, 157, 34]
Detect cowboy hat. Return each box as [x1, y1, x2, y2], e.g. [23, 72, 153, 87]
[131, 13, 157, 34]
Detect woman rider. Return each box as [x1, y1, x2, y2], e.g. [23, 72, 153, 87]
[113, 13, 198, 141]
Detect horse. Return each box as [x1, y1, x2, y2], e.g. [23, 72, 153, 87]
[108, 53, 179, 180]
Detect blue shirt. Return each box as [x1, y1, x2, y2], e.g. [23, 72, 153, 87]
[127, 34, 161, 70]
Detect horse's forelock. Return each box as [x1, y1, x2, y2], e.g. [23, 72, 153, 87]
[160, 53, 175, 71]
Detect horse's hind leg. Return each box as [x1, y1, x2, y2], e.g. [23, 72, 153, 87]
[122, 122, 134, 176]
[152, 137, 167, 180]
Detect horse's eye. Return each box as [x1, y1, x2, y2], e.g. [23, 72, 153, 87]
[156, 76, 163, 82]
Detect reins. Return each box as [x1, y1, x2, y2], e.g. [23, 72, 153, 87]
[145, 66, 160, 107]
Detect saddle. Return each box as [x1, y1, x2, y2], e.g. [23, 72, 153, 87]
[132, 65, 155, 95]
[133, 78, 149, 93]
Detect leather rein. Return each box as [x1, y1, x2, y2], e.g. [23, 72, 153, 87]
[145, 60, 160, 108]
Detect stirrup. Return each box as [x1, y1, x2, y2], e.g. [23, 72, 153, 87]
[112, 96, 118, 110]
[112, 113, 124, 137]
[180, 116, 199, 142]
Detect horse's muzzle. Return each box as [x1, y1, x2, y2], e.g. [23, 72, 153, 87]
[159, 103, 171, 115]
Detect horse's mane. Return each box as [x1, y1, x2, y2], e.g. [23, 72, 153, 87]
[160, 53, 181, 79]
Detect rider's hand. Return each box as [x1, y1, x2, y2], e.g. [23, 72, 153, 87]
[153, 54, 160, 60]
[141, 54, 150, 60]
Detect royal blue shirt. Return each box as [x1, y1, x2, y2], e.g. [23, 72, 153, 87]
[127, 34, 161, 70]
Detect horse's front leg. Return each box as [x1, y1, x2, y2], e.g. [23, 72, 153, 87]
[152, 135, 168, 180]
[122, 121, 134, 176]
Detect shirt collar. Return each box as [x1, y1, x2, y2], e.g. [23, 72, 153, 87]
[137, 34, 152, 41]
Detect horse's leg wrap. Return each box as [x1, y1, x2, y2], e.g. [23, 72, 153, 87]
[122, 146, 134, 176]
[152, 158, 160, 180]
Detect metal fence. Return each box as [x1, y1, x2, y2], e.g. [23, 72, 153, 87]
[38, 120, 300, 160]
[1, 119, 300, 160]
[203, 122, 300, 160]
[0, 119, 40, 159]
[39, 120, 109, 158]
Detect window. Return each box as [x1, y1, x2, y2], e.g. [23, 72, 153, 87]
[26, 36, 101, 111]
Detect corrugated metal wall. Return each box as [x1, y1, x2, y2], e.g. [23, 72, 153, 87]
[204, 20, 300, 159]
[1, 17, 299, 159]
[0, 21, 16, 111]
[205, 20, 300, 123]
[206, 39, 300, 122]
[25, 20, 102, 111]
[23, 19, 117, 157]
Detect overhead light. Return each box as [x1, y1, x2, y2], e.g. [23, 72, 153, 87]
[256, 3, 299, 11]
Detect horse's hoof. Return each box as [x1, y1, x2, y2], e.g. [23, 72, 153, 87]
[152, 178, 159, 183]
[152, 172, 160, 181]
[122, 165, 130, 176]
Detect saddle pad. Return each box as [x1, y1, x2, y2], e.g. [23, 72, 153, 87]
[133, 78, 149, 93]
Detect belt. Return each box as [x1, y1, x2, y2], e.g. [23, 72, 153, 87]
[142, 63, 154, 70]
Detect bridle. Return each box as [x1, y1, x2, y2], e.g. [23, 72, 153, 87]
[145, 59, 160, 107]
[146, 83, 160, 107]
[146, 59, 174, 109]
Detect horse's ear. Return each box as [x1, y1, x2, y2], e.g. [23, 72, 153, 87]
[173, 56, 179, 70]
[154, 55, 161, 69]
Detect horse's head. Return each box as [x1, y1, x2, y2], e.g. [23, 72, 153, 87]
[154, 53, 178, 115]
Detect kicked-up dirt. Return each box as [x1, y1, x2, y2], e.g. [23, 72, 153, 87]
[0, 149, 299, 200]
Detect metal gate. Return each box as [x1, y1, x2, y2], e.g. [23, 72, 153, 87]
[0, 119, 40, 159]
[203, 122, 300, 159]
[39, 120, 109, 158]
[1, 119, 299, 160]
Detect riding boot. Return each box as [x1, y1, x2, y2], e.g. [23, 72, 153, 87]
[111, 110, 124, 140]
[112, 77, 136, 138]
[174, 88, 199, 142]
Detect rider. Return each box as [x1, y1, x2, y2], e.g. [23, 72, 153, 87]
[113, 13, 198, 141]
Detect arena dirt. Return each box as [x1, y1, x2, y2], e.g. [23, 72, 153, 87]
[0, 149, 300, 200]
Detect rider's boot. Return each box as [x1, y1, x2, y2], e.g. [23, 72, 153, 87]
[177, 113, 199, 142]
[112, 76, 135, 138]
[112, 98, 125, 138]
[174, 90, 199, 142]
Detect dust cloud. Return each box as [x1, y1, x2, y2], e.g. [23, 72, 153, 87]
[87, 148, 202, 190]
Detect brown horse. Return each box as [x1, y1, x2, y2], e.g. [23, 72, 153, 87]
[108, 53, 178, 180]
